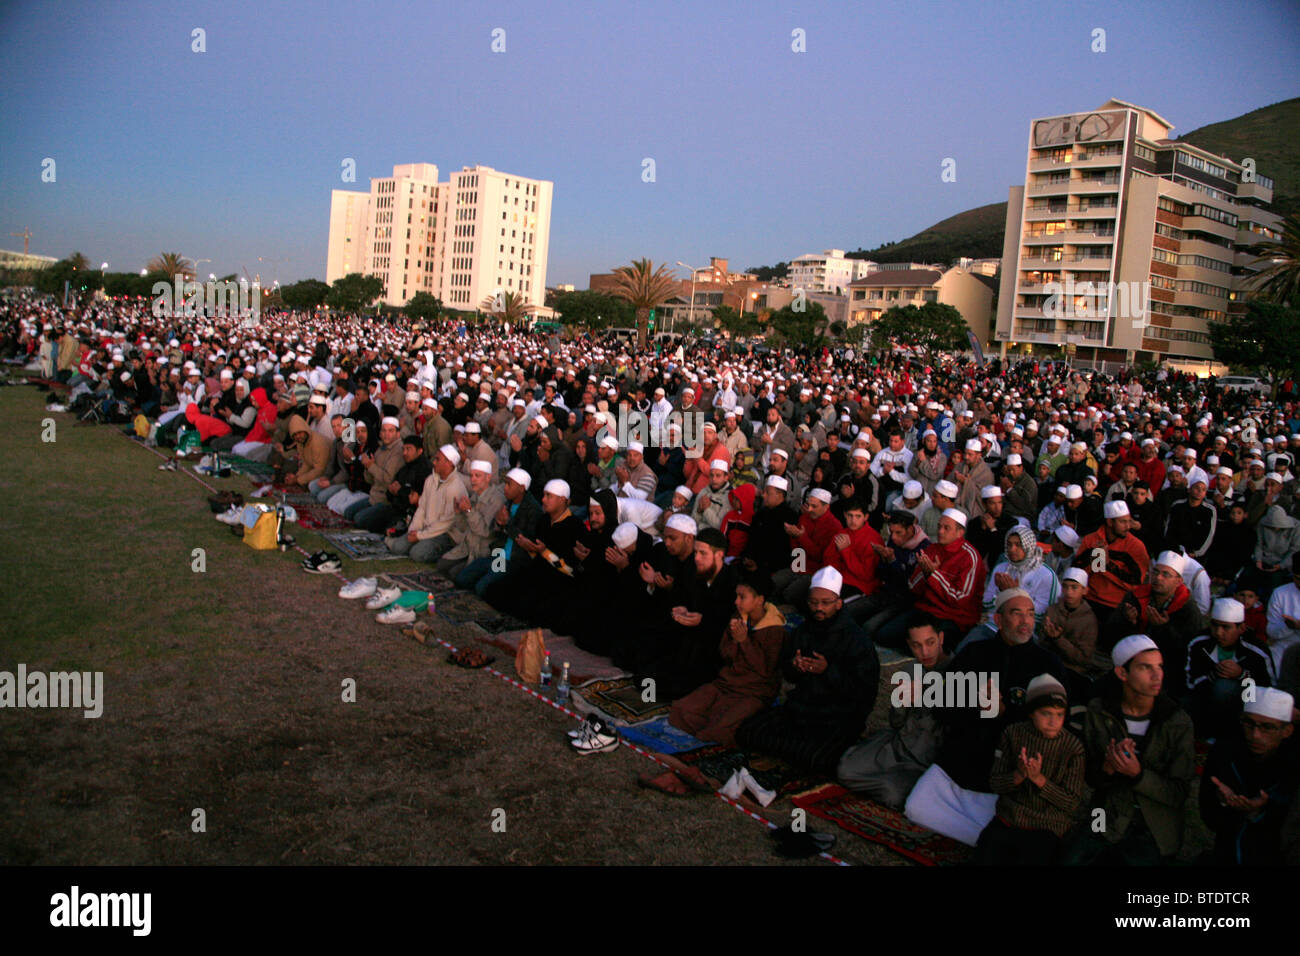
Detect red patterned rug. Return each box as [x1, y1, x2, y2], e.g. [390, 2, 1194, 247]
[791, 783, 970, 866]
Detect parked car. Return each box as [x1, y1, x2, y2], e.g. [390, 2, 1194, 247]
[1219, 375, 1269, 394]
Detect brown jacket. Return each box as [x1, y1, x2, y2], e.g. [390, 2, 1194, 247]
[715, 604, 788, 700]
[365, 438, 406, 504]
[289, 414, 332, 487]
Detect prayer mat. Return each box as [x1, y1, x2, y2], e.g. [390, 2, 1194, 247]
[614, 717, 708, 755]
[474, 629, 624, 683]
[674, 743, 817, 796]
[790, 783, 970, 867]
[293, 502, 354, 530]
[432, 589, 527, 633]
[221, 455, 275, 479]
[570, 677, 671, 725]
[383, 570, 459, 595]
[320, 529, 405, 561]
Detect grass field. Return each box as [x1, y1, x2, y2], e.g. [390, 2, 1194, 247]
[0, 383, 904, 866]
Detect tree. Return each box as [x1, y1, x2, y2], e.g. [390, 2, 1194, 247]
[747, 261, 790, 281]
[404, 291, 443, 322]
[68, 251, 90, 273]
[1209, 300, 1300, 396]
[280, 278, 330, 311]
[768, 301, 828, 349]
[713, 304, 762, 338]
[868, 302, 969, 359]
[553, 290, 632, 330]
[479, 289, 533, 326]
[147, 252, 194, 280]
[608, 258, 679, 350]
[1245, 210, 1300, 305]
[325, 272, 384, 313]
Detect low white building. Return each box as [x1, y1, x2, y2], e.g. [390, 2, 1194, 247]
[788, 249, 876, 295]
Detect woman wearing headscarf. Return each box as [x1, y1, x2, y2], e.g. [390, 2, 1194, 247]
[908, 428, 948, 497]
[720, 482, 757, 559]
[562, 489, 621, 646]
[978, 524, 1061, 629]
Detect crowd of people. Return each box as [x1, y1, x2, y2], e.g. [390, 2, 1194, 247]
[6, 288, 1299, 865]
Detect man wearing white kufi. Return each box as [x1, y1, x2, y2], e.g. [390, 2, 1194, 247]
[484, 476, 582, 627]
[1199, 687, 1295, 865]
[1183, 597, 1273, 739]
[733, 564, 881, 776]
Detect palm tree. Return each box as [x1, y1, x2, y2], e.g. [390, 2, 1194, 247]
[609, 258, 679, 349]
[1246, 210, 1300, 305]
[147, 252, 194, 280]
[479, 289, 533, 327]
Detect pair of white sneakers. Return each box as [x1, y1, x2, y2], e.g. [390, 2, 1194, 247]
[719, 766, 776, 807]
[338, 578, 418, 624]
[215, 505, 244, 525]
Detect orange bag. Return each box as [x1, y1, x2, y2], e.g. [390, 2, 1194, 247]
[515, 629, 547, 684]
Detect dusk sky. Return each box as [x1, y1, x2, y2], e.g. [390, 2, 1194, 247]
[2, 0, 1297, 288]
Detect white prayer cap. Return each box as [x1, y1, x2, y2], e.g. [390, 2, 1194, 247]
[1155, 550, 1186, 575]
[119, 371, 131, 382]
[1265, 472, 1284, 484]
[1112, 634, 1159, 667]
[851, 448, 870, 459]
[702, 420, 717, 432]
[599, 435, 619, 450]
[1211, 598, 1245, 623]
[1120, 431, 1133, 440]
[1103, 500, 1129, 519]
[1141, 437, 1156, 446]
[935, 479, 959, 499]
[709, 458, 729, 473]
[1216, 466, 1234, 477]
[532, 415, 549, 429]
[903, 480, 923, 499]
[505, 467, 532, 490]
[809, 565, 843, 596]
[1062, 568, 1089, 587]
[809, 488, 833, 505]
[512, 399, 526, 408]
[469, 459, 492, 475]
[771, 447, 789, 460]
[941, 507, 967, 528]
[1243, 688, 1295, 723]
[220, 368, 234, 379]
[627, 440, 645, 454]
[965, 438, 982, 452]
[926, 401, 942, 411]
[463, 421, 481, 434]
[981, 485, 1002, 499]
[439, 444, 461, 466]
[1055, 525, 1080, 548]
[1046, 434, 1062, 446]
[381, 416, 401, 429]
[1186, 466, 1209, 487]
[665, 513, 698, 535]
[543, 478, 570, 499]
[994, 586, 1030, 611]
[674, 485, 693, 500]
[1006, 453, 1022, 466]
[612, 522, 639, 550]
[1065, 484, 1083, 500]
[766, 475, 789, 492]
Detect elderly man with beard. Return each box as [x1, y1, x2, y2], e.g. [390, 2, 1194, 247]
[691, 458, 733, 531]
[1001, 453, 1037, 524]
[904, 590, 1068, 846]
[458, 421, 497, 480]
[1113, 550, 1203, 698]
[435, 459, 504, 579]
[735, 566, 880, 775]
[1062, 636, 1195, 865]
[615, 440, 659, 501]
[838, 613, 950, 808]
[831, 447, 880, 526]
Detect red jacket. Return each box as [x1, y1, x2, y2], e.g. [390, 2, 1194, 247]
[909, 537, 986, 630]
[822, 522, 883, 596]
[1076, 527, 1150, 609]
[1135, 455, 1166, 491]
[793, 508, 844, 573]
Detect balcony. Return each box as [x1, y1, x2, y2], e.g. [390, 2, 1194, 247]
[1029, 181, 1072, 195]
[1183, 213, 1238, 241]
[1071, 204, 1119, 219]
[1025, 205, 1069, 220]
[1235, 180, 1273, 204]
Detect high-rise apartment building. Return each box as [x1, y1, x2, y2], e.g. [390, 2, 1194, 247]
[995, 98, 1282, 370]
[788, 250, 877, 295]
[326, 163, 552, 310]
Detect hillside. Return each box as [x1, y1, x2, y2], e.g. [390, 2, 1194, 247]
[1176, 97, 1300, 217]
[845, 201, 1008, 265]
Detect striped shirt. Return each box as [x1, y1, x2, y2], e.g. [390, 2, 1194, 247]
[988, 721, 1085, 837]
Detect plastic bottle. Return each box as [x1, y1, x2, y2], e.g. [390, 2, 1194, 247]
[540, 652, 552, 688]
[556, 662, 571, 704]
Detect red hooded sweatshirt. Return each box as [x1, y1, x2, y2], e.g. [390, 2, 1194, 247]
[908, 536, 986, 630]
[244, 387, 278, 444]
[721, 483, 756, 558]
[822, 521, 883, 596]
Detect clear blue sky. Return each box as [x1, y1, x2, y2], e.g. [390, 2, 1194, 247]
[1, 0, 1297, 288]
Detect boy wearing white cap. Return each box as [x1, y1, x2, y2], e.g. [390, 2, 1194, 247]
[1042, 568, 1102, 691]
[1184, 598, 1274, 738]
[1064, 635, 1195, 865]
[1199, 687, 1296, 865]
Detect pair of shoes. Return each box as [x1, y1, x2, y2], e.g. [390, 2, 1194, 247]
[157, 459, 177, 471]
[570, 716, 619, 755]
[215, 505, 244, 525]
[637, 765, 713, 796]
[250, 483, 274, 498]
[719, 766, 776, 807]
[769, 825, 835, 859]
[302, 551, 342, 574]
[365, 585, 402, 610]
[45, 403, 66, 412]
[338, 577, 377, 600]
[401, 620, 432, 642]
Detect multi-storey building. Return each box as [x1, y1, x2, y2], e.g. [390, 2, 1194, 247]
[849, 266, 997, 343]
[788, 249, 877, 295]
[996, 98, 1282, 370]
[326, 163, 552, 310]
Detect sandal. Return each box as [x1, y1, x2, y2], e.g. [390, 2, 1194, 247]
[671, 765, 715, 794]
[637, 770, 691, 797]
